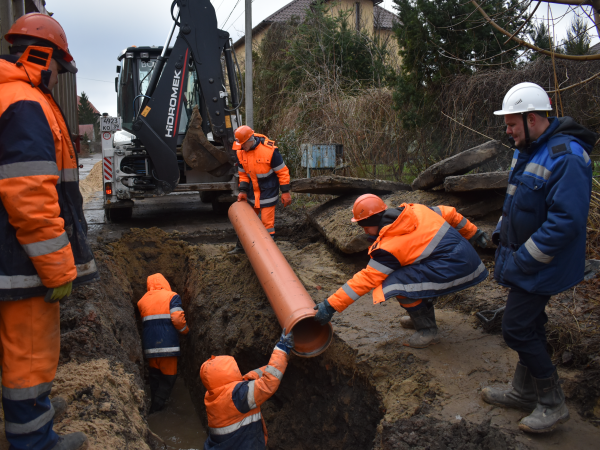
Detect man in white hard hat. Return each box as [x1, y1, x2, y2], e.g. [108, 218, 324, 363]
[481, 82, 597, 433]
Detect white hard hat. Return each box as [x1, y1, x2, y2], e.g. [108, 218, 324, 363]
[494, 82, 552, 115]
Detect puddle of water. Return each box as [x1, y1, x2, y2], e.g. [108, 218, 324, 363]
[147, 378, 207, 449]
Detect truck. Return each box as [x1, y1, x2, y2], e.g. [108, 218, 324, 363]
[101, 0, 243, 221]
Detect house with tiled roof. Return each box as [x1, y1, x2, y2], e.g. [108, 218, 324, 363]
[234, 0, 401, 69]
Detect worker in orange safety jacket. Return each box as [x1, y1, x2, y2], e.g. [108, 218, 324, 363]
[228, 126, 291, 254]
[138, 273, 189, 413]
[314, 194, 489, 348]
[0, 13, 98, 450]
[200, 329, 294, 449]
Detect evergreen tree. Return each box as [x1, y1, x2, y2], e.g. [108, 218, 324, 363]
[392, 0, 528, 129]
[563, 17, 591, 55]
[78, 92, 97, 125]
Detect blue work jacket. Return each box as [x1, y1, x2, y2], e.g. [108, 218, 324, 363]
[494, 117, 596, 295]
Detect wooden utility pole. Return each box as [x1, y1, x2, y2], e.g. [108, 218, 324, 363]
[245, 0, 253, 128]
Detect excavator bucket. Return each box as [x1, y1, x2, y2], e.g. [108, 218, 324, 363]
[182, 106, 235, 177]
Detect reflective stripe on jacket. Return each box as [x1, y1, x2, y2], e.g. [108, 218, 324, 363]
[328, 203, 488, 312]
[494, 117, 595, 295]
[201, 348, 288, 450]
[0, 48, 98, 300]
[236, 134, 290, 208]
[137, 274, 188, 358]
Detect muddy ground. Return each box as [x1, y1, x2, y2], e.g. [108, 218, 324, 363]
[2, 161, 598, 449]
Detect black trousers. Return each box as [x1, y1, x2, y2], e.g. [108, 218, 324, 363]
[148, 367, 177, 413]
[502, 289, 554, 379]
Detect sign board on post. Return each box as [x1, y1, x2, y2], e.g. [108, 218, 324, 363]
[100, 117, 121, 133]
[301, 144, 343, 169]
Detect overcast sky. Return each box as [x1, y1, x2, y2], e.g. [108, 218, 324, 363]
[46, 0, 597, 117]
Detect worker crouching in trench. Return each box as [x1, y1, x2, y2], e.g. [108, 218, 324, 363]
[314, 194, 489, 348]
[137, 273, 189, 413]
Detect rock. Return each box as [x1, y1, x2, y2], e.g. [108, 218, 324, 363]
[291, 175, 411, 196]
[411, 140, 503, 191]
[443, 171, 509, 193]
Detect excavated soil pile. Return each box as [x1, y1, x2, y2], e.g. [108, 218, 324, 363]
[80, 161, 103, 204]
[308, 190, 504, 254]
[378, 416, 525, 450]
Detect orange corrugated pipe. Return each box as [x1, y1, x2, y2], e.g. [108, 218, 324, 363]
[228, 201, 333, 357]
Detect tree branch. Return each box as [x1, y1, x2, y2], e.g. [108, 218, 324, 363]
[471, 0, 600, 60]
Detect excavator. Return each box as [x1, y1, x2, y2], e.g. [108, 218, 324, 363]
[102, 0, 242, 221]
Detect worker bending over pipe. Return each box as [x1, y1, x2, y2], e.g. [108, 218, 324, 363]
[314, 194, 489, 348]
[200, 330, 294, 449]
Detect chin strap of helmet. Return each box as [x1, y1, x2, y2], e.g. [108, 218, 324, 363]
[522, 112, 531, 151]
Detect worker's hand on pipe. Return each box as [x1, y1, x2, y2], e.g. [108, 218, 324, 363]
[237, 191, 248, 202]
[275, 328, 295, 354]
[313, 299, 335, 325]
[281, 192, 292, 208]
[44, 281, 73, 303]
[469, 229, 489, 249]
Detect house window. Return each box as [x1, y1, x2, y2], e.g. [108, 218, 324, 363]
[355, 2, 361, 31]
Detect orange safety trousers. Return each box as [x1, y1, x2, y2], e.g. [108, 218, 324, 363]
[0, 296, 60, 448]
[149, 356, 178, 376]
[254, 206, 276, 236]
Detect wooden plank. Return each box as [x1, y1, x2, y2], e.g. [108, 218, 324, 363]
[444, 171, 509, 193]
[411, 140, 503, 191]
[291, 175, 411, 195]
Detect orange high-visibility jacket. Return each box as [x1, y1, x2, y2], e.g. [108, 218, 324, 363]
[137, 274, 188, 358]
[0, 47, 98, 300]
[201, 347, 288, 449]
[328, 203, 487, 311]
[236, 134, 290, 208]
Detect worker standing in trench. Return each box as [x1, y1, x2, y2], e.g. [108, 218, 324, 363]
[200, 330, 294, 449]
[0, 14, 99, 450]
[137, 273, 189, 413]
[314, 194, 489, 348]
[228, 126, 292, 254]
[481, 82, 596, 433]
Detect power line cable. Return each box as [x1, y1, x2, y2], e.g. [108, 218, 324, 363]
[221, 0, 242, 29]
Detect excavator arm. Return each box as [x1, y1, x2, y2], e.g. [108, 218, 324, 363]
[132, 0, 240, 194]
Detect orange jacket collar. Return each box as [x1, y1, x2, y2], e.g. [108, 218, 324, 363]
[0, 46, 53, 88]
[371, 203, 418, 248]
[146, 273, 171, 291]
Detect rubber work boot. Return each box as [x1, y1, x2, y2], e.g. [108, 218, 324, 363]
[404, 305, 440, 348]
[481, 362, 537, 411]
[51, 396, 68, 421]
[518, 370, 570, 433]
[399, 316, 414, 329]
[52, 432, 89, 450]
[227, 239, 245, 255]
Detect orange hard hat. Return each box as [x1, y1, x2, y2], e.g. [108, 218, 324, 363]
[351, 194, 387, 223]
[234, 125, 254, 146]
[5, 13, 74, 61]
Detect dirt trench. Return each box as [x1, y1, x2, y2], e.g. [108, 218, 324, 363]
[35, 217, 599, 449]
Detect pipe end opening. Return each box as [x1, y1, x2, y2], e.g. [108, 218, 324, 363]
[291, 318, 333, 358]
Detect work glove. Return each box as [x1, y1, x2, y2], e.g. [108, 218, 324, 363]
[313, 299, 336, 325]
[44, 281, 73, 303]
[281, 192, 292, 208]
[469, 229, 489, 249]
[275, 328, 295, 354]
[237, 191, 247, 202]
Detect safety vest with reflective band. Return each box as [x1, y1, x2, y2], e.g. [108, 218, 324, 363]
[328, 203, 487, 312]
[236, 134, 291, 208]
[201, 348, 288, 450]
[0, 49, 98, 300]
[494, 117, 595, 295]
[137, 274, 188, 358]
